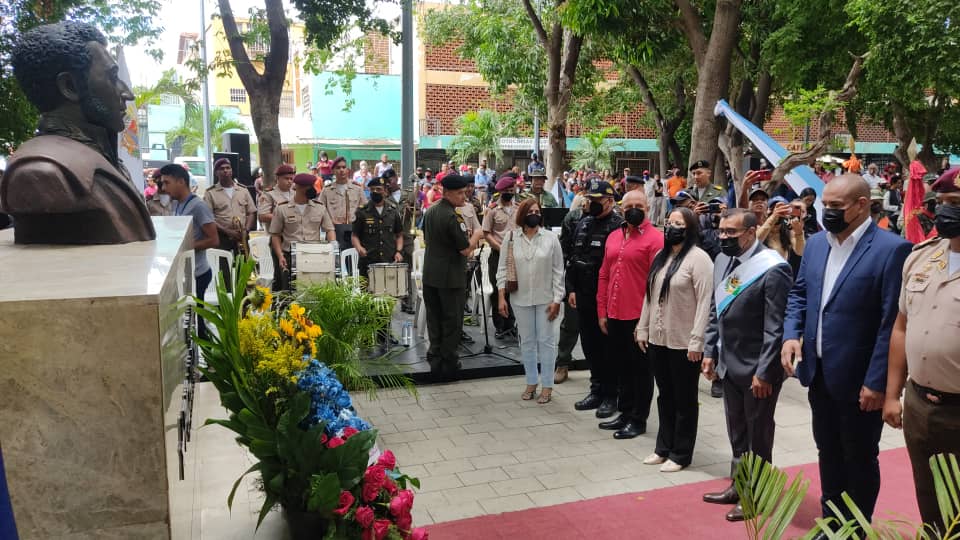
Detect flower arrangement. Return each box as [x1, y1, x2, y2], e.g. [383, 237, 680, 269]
[195, 259, 427, 539]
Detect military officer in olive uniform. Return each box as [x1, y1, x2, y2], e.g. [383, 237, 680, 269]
[528, 170, 559, 208]
[567, 178, 625, 417]
[269, 173, 336, 290]
[688, 159, 727, 207]
[422, 174, 483, 381]
[352, 176, 404, 279]
[883, 168, 960, 532]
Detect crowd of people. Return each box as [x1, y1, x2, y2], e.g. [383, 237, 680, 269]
[136, 149, 960, 534]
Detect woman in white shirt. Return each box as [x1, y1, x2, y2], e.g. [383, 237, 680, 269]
[353, 161, 372, 185]
[497, 199, 565, 404]
[635, 207, 713, 472]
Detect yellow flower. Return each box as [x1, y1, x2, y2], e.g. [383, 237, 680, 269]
[296, 331, 309, 343]
[288, 303, 306, 319]
[306, 323, 323, 339]
[279, 318, 295, 337]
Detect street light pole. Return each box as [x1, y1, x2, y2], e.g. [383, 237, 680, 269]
[401, 0, 414, 187]
[200, 0, 212, 185]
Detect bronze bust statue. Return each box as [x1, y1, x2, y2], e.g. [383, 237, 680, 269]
[0, 21, 156, 244]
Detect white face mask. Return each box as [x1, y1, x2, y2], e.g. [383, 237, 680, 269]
[159, 194, 171, 205]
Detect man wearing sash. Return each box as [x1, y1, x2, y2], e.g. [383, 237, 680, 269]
[701, 208, 793, 522]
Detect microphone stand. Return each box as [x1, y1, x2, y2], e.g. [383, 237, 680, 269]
[458, 243, 519, 364]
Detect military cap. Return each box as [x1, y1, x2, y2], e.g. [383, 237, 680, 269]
[380, 168, 398, 180]
[924, 190, 938, 203]
[931, 166, 960, 193]
[689, 160, 710, 172]
[624, 175, 645, 184]
[367, 176, 386, 188]
[275, 164, 295, 176]
[586, 178, 616, 198]
[441, 174, 469, 190]
[293, 173, 316, 186]
[495, 175, 517, 191]
[213, 157, 232, 170]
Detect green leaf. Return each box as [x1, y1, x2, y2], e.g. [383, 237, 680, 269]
[306, 473, 342, 513]
[255, 492, 278, 531]
[227, 462, 261, 511]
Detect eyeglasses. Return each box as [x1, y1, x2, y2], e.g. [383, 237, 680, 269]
[718, 227, 749, 237]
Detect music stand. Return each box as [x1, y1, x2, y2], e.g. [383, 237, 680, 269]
[458, 243, 519, 364]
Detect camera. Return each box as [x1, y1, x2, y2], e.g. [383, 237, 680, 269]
[755, 169, 772, 182]
[708, 202, 723, 214]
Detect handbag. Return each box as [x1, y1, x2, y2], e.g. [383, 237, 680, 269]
[505, 230, 519, 293]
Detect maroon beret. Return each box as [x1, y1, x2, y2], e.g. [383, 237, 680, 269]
[293, 173, 317, 186]
[275, 164, 296, 176]
[495, 175, 517, 191]
[931, 166, 960, 193]
[213, 158, 232, 171]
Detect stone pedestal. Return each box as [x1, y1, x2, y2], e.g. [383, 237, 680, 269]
[0, 217, 197, 539]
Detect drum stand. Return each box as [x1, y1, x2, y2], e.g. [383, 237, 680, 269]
[458, 244, 518, 364]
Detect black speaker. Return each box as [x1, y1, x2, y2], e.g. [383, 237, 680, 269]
[212, 152, 239, 187]
[222, 132, 251, 186]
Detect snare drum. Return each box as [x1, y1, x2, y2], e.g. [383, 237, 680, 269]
[294, 242, 337, 285]
[368, 263, 409, 297]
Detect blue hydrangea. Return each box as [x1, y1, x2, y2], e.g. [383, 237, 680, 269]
[296, 359, 371, 436]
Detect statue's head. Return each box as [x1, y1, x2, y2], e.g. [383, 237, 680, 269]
[12, 21, 133, 134]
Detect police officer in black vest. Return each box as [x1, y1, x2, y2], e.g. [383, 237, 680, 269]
[422, 174, 483, 381]
[567, 177, 625, 417]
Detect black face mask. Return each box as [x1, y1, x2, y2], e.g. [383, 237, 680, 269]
[720, 236, 744, 257]
[588, 201, 605, 217]
[935, 204, 960, 238]
[822, 207, 849, 234]
[524, 214, 542, 228]
[664, 226, 686, 246]
[870, 202, 883, 215]
[500, 192, 514, 203]
[370, 192, 384, 204]
[624, 208, 645, 226]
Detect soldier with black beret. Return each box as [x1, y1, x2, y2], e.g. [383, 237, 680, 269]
[422, 174, 483, 380]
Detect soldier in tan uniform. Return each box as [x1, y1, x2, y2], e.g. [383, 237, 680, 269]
[146, 170, 174, 216]
[203, 157, 256, 252]
[883, 167, 960, 532]
[269, 173, 336, 290]
[258, 164, 295, 228]
[317, 155, 367, 247]
[482, 175, 520, 338]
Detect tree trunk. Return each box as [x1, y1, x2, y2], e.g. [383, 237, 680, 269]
[250, 92, 282, 191]
[891, 104, 914, 170]
[682, 0, 743, 169]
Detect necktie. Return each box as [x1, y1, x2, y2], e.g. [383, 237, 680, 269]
[724, 257, 741, 279]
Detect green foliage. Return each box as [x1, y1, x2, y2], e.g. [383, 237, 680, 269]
[571, 127, 623, 171]
[293, 0, 398, 53]
[782, 86, 837, 128]
[291, 281, 416, 399]
[0, 0, 162, 153]
[133, 68, 196, 111]
[166, 106, 247, 157]
[736, 453, 960, 540]
[734, 452, 810, 540]
[449, 110, 509, 166]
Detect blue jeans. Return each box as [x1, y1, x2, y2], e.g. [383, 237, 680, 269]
[513, 304, 559, 388]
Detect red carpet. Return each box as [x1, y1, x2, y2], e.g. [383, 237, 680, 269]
[425, 448, 920, 539]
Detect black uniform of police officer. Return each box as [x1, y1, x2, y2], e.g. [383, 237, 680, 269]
[352, 176, 403, 278]
[422, 174, 481, 381]
[566, 179, 624, 417]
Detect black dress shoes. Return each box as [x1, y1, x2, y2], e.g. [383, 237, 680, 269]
[598, 414, 628, 430]
[574, 393, 602, 411]
[613, 422, 645, 439]
[460, 331, 475, 344]
[703, 484, 739, 505]
[725, 504, 745, 522]
[595, 399, 617, 418]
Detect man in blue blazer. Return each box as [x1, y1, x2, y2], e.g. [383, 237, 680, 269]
[782, 175, 911, 527]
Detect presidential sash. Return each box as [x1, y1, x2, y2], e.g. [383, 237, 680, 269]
[715, 250, 785, 316]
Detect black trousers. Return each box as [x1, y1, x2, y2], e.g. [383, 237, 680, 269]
[276, 250, 293, 291]
[423, 284, 465, 375]
[723, 375, 781, 478]
[487, 249, 515, 332]
[555, 296, 580, 368]
[809, 369, 884, 521]
[651, 344, 701, 466]
[903, 381, 960, 532]
[576, 300, 616, 399]
[608, 318, 653, 423]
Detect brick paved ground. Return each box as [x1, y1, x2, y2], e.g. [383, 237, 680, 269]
[190, 371, 907, 538]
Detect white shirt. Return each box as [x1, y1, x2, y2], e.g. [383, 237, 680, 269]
[495, 227, 565, 307]
[223, 186, 235, 199]
[862, 173, 882, 189]
[817, 217, 872, 356]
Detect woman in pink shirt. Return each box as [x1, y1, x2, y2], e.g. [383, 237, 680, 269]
[596, 191, 664, 439]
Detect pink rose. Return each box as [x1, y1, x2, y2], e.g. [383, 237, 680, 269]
[333, 490, 355, 516]
[411, 527, 429, 540]
[362, 481, 381, 502]
[355, 505, 375, 528]
[320, 433, 328, 444]
[377, 450, 397, 470]
[364, 466, 386, 489]
[326, 436, 345, 449]
[342, 426, 359, 439]
[399, 489, 415, 510]
[397, 513, 412, 531]
[373, 519, 392, 540]
[389, 495, 406, 517]
[383, 477, 398, 496]
[361, 528, 374, 540]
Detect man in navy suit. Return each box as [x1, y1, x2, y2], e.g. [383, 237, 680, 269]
[782, 175, 911, 527]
